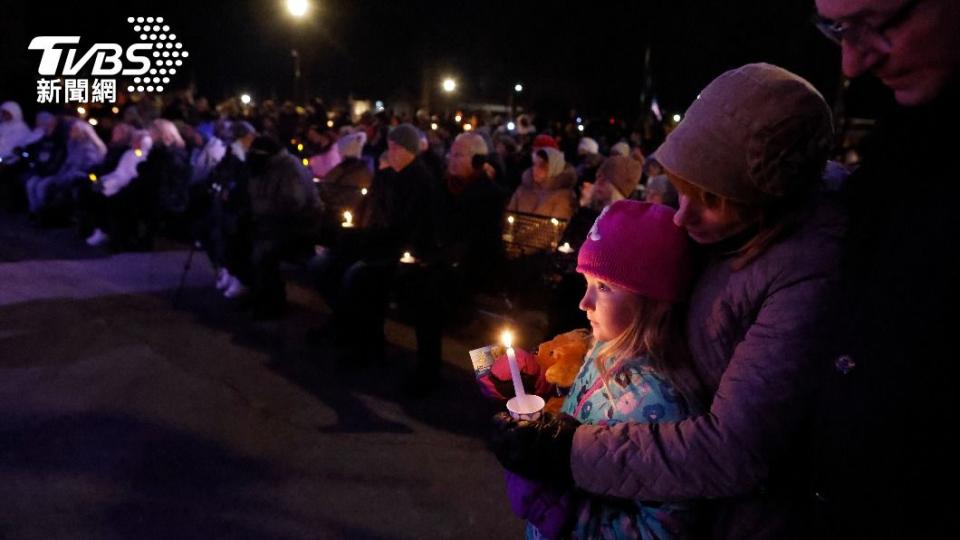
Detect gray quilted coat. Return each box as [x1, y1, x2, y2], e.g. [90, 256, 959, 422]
[570, 197, 845, 538]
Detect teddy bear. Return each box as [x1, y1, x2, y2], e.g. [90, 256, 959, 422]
[534, 329, 592, 414]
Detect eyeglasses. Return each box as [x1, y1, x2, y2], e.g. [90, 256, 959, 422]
[814, 0, 923, 50]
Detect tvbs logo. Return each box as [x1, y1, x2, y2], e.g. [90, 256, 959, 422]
[29, 36, 151, 76]
[29, 16, 188, 103]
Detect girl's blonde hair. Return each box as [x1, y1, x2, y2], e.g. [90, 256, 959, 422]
[593, 293, 705, 411]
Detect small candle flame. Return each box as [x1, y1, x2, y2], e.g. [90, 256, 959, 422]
[343, 211, 352, 223]
[500, 329, 514, 349]
[507, 215, 515, 225]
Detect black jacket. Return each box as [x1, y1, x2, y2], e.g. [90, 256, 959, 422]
[815, 82, 960, 538]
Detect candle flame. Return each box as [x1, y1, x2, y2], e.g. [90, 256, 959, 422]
[343, 211, 352, 223]
[500, 329, 514, 348]
[507, 215, 515, 225]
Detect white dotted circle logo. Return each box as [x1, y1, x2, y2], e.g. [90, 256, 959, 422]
[125, 16, 187, 95]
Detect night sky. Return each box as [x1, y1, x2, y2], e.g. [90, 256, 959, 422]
[1, 1, 887, 120]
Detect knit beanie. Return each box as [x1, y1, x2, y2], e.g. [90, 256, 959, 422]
[533, 134, 559, 150]
[577, 200, 691, 302]
[597, 155, 642, 198]
[609, 141, 630, 157]
[578, 137, 599, 155]
[651, 63, 833, 204]
[387, 123, 421, 155]
[337, 130, 367, 159]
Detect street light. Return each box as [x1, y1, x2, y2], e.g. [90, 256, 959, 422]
[514, 83, 523, 93]
[285, 0, 310, 102]
[442, 77, 457, 93]
[287, 0, 309, 17]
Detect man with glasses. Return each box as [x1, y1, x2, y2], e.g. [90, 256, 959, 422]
[814, 1, 960, 537]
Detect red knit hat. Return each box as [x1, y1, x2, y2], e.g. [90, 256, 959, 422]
[576, 201, 692, 302]
[532, 134, 559, 150]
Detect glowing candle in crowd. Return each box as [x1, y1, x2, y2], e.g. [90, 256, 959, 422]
[400, 251, 416, 264]
[430, 123, 438, 131]
[463, 123, 472, 131]
[302, 158, 309, 167]
[76, 106, 86, 116]
[342, 211, 354, 228]
[326, 120, 334, 128]
[361, 188, 368, 196]
[88, 173, 97, 182]
[240, 94, 251, 105]
[500, 329, 525, 398]
[558, 242, 573, 254]
[454, 113, 462, 123]
[297, 143, 304, 152]
[111, 106, 119, 114]
[134, 149, 143, 157]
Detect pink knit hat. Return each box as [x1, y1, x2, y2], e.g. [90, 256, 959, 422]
[577, 200, 692, 302]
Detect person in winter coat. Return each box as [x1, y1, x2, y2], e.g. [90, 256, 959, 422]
[491, 63, 845, 540]
[508, 147, 576, 220]
[490, 201, 702, 539]
[0, 101, 32, 160]
[244, 135, 323, 317]
[317, 130, 373, 236]
[812, 1, 960, 537]
[26, 119, 106, 215]
[310, 123, 439, 364]
[18, 113, 68, 204]
[208, 121, 257, 299]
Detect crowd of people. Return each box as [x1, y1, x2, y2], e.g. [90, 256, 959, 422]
[0, 86, 671, 396]
[2, 0, 957, 537]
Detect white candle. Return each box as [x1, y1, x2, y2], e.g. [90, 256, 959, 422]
[500, 330, 525, 398]
[342, 211, 354, 228]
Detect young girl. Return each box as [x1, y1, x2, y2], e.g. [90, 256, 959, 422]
[496, 200, 702, 539]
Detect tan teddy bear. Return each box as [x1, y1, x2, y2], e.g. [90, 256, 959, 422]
[534, 329, 593, 414]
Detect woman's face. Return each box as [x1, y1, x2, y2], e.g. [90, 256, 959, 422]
[673, 193, 753, 244]
[579, 273, 638, 342]
[532, 154, 549, 184]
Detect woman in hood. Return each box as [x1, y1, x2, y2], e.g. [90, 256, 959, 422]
[506, 146, 576, 220]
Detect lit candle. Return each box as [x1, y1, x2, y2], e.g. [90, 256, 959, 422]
[400, 251, 416, 264]
[558, 242, 573, 254]
[500, 329, 525, 398]
[342, 211, 354, 228]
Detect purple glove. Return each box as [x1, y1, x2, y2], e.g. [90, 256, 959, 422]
[505, 471, 575, 539]
[478, 348, 552, 400]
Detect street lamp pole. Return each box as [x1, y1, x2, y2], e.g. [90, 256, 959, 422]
[291, 48, 301, 102]
[286, 0, 310, 101]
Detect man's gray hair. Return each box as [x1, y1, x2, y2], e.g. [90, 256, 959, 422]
[453, 132, 489, 157]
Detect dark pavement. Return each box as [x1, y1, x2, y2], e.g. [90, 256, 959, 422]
[0, 212, 525, 539]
